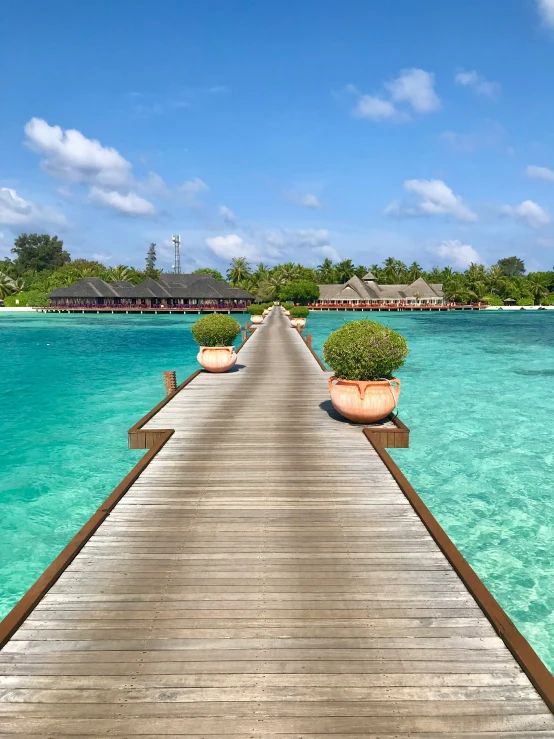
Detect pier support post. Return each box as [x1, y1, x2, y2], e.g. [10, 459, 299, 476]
[162, 371, 177, 396]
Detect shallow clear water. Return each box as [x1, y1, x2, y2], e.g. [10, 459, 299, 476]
[0, 312, 245, 616]
[1, 311, 554, 674]
[308, 310, 554, 672]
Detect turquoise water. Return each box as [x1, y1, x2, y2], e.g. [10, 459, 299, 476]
[1, 311, 554, 674]
[309, 310, 554, 672]
[0, 313, 245, 617]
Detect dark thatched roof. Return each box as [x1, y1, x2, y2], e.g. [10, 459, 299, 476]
[48, 274, 253, 301]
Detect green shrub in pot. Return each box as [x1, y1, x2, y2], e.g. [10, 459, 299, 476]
[248, 304, 265, 316]
[323, 320, 408, 423]
[192, 314, 241, 373]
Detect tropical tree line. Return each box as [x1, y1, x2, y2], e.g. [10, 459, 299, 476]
[2, 233, 554, 307]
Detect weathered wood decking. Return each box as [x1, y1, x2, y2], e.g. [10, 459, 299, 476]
[1, 308, 554, 736]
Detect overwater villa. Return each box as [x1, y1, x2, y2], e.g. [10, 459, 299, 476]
[317, 272, 445, 306]
[47, 273, 253, 309]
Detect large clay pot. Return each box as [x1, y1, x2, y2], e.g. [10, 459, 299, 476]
[197, 346, 237, 373]
[263, 309, 269, 317]
[250, 314, 263, 324]
[328, 376, 400, 423]
[284, 310, 291, 317]
[290, 317, 306, 329]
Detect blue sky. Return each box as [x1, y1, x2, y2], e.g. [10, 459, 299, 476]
[2, 0, 554, 272]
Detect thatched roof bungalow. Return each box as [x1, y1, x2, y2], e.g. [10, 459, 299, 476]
[48, 274, 253, 308]
[318, 272, 444, 305]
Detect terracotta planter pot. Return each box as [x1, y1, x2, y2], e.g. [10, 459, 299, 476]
[290, 317, 306, 328]
[284, 310, 291, 317]
[328, 376, 401, 423]
[197, 346, 237, 373]
[263, 309, 269, 316]
[250, 314, 263, 324]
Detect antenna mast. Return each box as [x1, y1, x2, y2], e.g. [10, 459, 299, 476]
[172, 234, 181, 274]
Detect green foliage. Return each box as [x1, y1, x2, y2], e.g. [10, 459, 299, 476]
[281, 303, 294, 310]
[289, 306, 310, 318]
[496, 256, 525, 277]
[3, 290, 49, 307]
[144, 243, 159, 278]
[279, 279, 319, 305]
[11, 234, 70, 274]
[191, 314, 241, 347]
[323, 320, 409, 382]
[541, 293, 554, 305]
[482, 294, 503, 306]
[248, 304, 265, 315]
[227, 257, 252, 286]
[193, 268, 225, 282]
[517, 296, 534, 306]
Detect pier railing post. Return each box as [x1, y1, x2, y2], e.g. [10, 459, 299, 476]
[162, 371, 177, 396]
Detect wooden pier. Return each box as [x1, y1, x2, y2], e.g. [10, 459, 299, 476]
[1, 308, 553, 736]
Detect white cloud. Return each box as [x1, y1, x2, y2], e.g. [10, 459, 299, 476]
[386, 179, 478, 222]
[219, 205, 237, 225]
[205, 234, 258, 260]
[24, 118, 131, 187]
[286, 191, 323, 209]
[525, 165, 554, 182]
[353, 95, 398, 121]
[349, 68, 440, 122]
[385, 68, 441, 113]
[89, 187, 156, 216]
[537, 0, 554, 27]
[312, 245, 341, 262]
[179, 177, 209, 206]
[500, 200, 550, 228]
[0, 187, 67, 227]
[431, 240, 481, 268]
[454, 70, 500, 99]
[293, 228, 330, 247]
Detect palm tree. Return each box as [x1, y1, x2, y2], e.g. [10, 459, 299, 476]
[526, 274, 549, 304]
[468, 281, 489, 302]
[383, 257, 398, 283]
[108, 265, 132, 282]
[0, 272, 16, 299]
[487, 265, 506, 294]
[277, 262, 300, 282]
[408, 262, 423, 282]
[255, 279, 278, 302]
[445, 276, 470, 303]
[227, 257, 252, 286]
[317, 258, 334, 283]
[335, 259, 355, 283]
[253, 263, 270, 282]
[465, 263, 487, 291]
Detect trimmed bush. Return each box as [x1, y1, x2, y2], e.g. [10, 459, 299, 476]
[323, 320, 408, 381]
[191, 314, 241, 347]
[289, 306, 310, 318]
[281, 303, 294, 311]
[248, 304, 265, 315]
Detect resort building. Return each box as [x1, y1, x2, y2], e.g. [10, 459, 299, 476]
[317, 272, 445, 306]
[47, 273, 253, 309]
